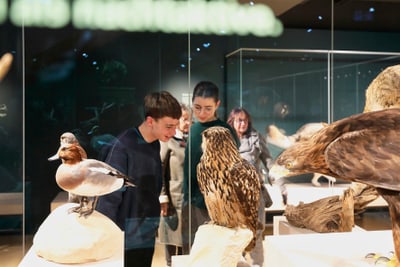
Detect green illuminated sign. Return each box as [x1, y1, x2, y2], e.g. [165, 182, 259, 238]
[5, 0, 283, 37]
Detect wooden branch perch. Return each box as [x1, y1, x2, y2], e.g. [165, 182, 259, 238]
[283, 184, 379, 233]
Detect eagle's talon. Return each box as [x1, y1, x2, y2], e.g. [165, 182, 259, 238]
[375, 256, 390, 264]
[365, 252, 378, 259]
[364, 251, 398, 266]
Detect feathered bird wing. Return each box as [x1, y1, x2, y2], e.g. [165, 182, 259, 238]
[57, 159, 131, 197]
[228, 159, 261, 232]
[271, 109, 400, 182]
[325, 127, 400, 191]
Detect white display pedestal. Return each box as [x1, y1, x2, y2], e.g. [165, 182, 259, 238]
[19, 203, 124, 267]
[264, 230, 394, 267]
[172, 255, 189, 267]
[172, 225, 252, 267]
[18, 245, 123, 267]
[172, 230, 393, 267]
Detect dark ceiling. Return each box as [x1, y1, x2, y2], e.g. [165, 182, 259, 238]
[259, 0, 400, 32]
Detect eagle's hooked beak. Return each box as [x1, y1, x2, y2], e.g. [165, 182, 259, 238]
[269, 165, 291, 183]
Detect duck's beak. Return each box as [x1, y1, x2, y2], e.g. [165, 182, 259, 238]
[48, 153, 59, 161]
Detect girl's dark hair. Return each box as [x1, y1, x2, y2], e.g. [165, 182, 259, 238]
[144, 91, 182, 120]
[227, 107, 253, 136]
[192, 81, 219, 103]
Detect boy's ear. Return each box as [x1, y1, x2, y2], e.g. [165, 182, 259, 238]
[145, 116, 154, 126]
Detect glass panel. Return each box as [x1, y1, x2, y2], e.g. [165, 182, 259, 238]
[331, 51, 400, 120]
[23, 28, 189, 247]
[18, 16, 189, 266]
[225, 48, 330, 158]
[0, 17, 25, 265]
[226, 48, 400, 156]
[2, 0, 400, 265]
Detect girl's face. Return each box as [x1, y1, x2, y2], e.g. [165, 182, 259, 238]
[192, 97, 220, 123]
[233, 111, 249, 136]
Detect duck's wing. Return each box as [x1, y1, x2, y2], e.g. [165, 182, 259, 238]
[73, 159, 129, 196]
[84, 159, 128, 178]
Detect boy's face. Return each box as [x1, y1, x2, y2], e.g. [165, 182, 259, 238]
[150, 116, 179, 142]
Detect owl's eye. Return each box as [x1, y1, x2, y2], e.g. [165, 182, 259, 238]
[285, 162, 293, 169]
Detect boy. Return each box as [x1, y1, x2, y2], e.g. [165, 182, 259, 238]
[96, 91, 182, 267]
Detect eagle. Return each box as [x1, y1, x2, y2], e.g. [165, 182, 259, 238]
[267, 122, 336, 187]
[197, 126, 261, 251]
[269, 108, 400, 262]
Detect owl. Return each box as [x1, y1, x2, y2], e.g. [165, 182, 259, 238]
[197, 126, 262, 251]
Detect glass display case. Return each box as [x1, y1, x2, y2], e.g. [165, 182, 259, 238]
[2, 0, 400, 266]
[0, 21, 25, 264]
[225, 48, 400, 157]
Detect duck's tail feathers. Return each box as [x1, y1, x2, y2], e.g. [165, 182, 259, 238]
[124, 179, 136, 187]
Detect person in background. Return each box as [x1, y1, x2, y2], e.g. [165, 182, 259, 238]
[96, 91, 182, 267]
[227, 107, 273, 267]
[182, 81, 239, 254]
[159, 103, 192, 267]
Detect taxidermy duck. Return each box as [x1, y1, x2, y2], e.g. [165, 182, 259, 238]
[50, 143, 135, 216]
[48, 132, 88, 203]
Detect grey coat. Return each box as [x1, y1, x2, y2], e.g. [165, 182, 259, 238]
[158, 135, 186, 246]
[239, 129, 273, 183]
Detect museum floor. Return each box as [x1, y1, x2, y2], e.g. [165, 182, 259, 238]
[1, 208, 392, 267]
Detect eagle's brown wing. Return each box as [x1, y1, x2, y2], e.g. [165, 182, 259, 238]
[326, 128, 400, 191]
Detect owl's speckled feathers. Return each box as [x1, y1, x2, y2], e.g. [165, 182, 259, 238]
[197, 126, 261, 251]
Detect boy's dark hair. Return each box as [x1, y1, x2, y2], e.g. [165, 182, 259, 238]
[144, 91, 182, 120]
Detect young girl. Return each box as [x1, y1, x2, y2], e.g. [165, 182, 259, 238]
[181, 81, 239, 254]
